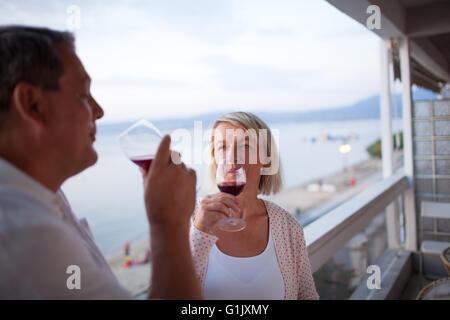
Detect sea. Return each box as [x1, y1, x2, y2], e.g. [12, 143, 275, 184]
[61, 117, 403, 256]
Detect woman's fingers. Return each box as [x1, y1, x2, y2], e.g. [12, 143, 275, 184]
[196, 192, 241, 234]
[217, 196, 240, 212]
[202, 201, 230, 216]
[202, 196, 240, 213]
[217, 192, 240, 203]
[193, 208, 228, 234]
[202, 193, 240, 211]
[205, 210, 229, 220]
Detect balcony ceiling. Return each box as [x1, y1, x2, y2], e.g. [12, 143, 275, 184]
[326, 0, 450, 93]
[398, 0, 443, 8]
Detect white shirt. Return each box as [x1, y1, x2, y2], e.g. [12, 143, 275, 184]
[203, 225, 285, 300]
[0, 158, 132, 299]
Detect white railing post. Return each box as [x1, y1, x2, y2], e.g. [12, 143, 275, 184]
[380, 39, 401, 248]
[399, 37, 418, 251]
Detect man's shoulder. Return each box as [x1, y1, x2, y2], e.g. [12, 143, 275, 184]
[0, 188, 64, 234]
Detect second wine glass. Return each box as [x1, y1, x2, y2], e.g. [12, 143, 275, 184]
[216, 159, 246, 232]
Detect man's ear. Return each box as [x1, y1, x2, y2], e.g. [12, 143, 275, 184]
[11, 82, 46, 126]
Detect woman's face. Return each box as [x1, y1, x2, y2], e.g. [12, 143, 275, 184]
[213, 122, 265, 196]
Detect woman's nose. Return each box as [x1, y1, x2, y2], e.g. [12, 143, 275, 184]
[225, 148, 238, 164]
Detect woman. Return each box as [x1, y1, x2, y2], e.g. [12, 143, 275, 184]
[190, 112, 319, 300]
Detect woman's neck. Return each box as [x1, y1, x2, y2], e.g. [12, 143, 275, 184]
[237, 190, 266, 220]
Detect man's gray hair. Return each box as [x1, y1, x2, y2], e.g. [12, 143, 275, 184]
[0, 25, 75, 127]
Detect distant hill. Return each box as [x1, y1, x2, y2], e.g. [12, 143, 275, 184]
[99, 87, 438, 134]
[256, 86, 437, 124]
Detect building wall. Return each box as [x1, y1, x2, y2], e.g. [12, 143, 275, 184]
[412, 98, 450, 243]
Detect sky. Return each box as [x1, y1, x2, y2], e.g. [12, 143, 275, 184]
[0, 0, 382, 124]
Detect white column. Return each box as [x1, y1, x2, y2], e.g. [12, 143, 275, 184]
[400, 39, 415, 178]
[380, 39, 401, 248]
[380, 39, 394, 178]
[399, 37, 418, 252]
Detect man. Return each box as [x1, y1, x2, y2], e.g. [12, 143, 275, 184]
[0, 26, 201, 299]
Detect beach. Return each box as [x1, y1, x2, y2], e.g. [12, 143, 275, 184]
[108, 239, 151, 298]
[107, 152, 402, 297]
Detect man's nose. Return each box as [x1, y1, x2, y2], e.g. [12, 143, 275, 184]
[90, 96, 104, 120]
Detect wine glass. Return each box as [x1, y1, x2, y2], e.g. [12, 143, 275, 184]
[216, 159, 246, 232]
[118, 119, 163, 171]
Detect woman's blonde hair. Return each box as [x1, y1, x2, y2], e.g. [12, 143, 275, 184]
[207, 111, 282, 195]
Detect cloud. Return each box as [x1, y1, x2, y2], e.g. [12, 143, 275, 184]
[202, 55, 321, 92]
[0, 0, 381, 123]
[257, 27, 296, 37]
[94, 76, 196, 89]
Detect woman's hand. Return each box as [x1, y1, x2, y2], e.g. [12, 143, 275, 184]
[194, 193, 240, 235]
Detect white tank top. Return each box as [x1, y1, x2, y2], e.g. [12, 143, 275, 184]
[203, 225, 285, 300]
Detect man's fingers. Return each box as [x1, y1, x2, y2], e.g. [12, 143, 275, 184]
[150, 135, 171, 171]
[188, 168, 196, 178]
[179, 162, 187, 170]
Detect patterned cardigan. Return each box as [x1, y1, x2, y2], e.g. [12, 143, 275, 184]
[189, 199, 319, 300]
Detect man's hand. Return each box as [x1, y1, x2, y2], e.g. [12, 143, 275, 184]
[141, 135, 202, 299]
[142, 135, 196, 229]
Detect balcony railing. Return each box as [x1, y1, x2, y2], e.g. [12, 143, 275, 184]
[304, 171, 410, 273]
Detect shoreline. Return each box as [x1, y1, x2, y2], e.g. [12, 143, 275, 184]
[265, 155, 385, 216]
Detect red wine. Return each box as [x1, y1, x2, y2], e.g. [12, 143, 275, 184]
[130, 156, 153, 171]
[218, 183, 245, 196]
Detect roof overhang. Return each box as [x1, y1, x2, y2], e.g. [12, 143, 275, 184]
[326, 0, 450, 93]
